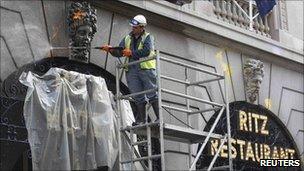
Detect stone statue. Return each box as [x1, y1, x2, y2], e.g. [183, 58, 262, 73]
[243, 59, 264, 103]
[67, 2, 97, 63]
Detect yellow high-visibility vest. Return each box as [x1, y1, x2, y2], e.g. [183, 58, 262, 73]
[124, 32, 156, 69]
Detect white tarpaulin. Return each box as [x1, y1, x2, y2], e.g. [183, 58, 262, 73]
[19, 68, 123, 170]
[108, 88, 143, 171]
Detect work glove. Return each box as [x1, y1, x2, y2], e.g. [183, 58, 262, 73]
[101, 45, 112, 52]
[122, 48, 132, 57]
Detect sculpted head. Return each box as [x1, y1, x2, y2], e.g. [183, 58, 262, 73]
[243, 59, 264, 103]
[67, 2, 97, 63]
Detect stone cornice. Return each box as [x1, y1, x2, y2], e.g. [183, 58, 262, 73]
[91, 0, 303, 72]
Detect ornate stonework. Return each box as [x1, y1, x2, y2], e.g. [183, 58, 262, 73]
[278, 0, 289, 31]
[67, 2, 97, 63]
[243, 59, 264, 103]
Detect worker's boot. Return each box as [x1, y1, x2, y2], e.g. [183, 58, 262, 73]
[150, 100, 159, 122]
[133, 102, 146, 126]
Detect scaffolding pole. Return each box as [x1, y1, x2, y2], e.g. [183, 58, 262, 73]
[116, 61, 123, 171]
[116, 50, 232, 171]
[157, 51, 166, 171]
[225, 71, 233, 171]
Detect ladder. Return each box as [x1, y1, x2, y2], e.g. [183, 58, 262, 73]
[115, 51, 233, 171]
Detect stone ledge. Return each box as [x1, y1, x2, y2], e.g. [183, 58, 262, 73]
[92, 0, 303, 72]
[121, 0, 303, 65]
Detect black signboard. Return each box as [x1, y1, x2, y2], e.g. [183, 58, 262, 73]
[196, 101, 301, 170]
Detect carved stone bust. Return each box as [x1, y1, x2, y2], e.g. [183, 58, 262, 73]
[67, 2, 97, 63]
[243, 59, 264, 103]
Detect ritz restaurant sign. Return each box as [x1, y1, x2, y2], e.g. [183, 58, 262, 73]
[197, 101, 301, 170]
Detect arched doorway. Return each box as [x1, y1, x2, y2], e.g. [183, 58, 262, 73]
[0, 57, 130, 170]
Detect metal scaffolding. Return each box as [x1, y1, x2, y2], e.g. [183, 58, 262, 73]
[115, 51, 233, 171]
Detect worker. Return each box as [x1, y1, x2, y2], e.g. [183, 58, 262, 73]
[101, 14, 159, 126]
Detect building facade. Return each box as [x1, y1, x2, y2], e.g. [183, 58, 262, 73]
[1, 0, 303, 170]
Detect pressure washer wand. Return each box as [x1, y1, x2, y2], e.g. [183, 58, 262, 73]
[51, 46, 102, 50]
[50, 46, 104, 50]
[50, 46, 88, 50]
[93, 47, 103, 50]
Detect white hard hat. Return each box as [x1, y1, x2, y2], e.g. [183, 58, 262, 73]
[129, 14, 147, 27]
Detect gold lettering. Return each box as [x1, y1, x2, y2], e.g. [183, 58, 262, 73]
[220, 144, 228, 158]
[263, 144, 271, 159]
[280, 147, 287, 159]
[260, 144, 264, 160]
[230, 138, 237, 159]
[237, 139, 246, 160]
[254, 143, 263, 162]
[248, 112, 252, 132]
[245, 141, 255, 161]
[272, 146, 280, 159]
[251, 113, 259, 133]
[239, 110, 248, 131]
[210, 139, 219, 155]
[287, 149, 295, 159]
[260, 115, 269, 135]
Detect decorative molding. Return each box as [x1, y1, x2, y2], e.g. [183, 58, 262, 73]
[243, 59, 264, 103]
[111, 0, 303, 70]
[0, 6, 36, 63]
[0, 36, 18, 69]
[286, 108, 304, 126]
[277, 86, 304, 117]
[278, 0, 288, 31]
[67, 2, 97, 63]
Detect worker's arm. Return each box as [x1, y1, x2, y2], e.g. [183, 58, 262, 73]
[110, 39, 125, 57]
[132, 35, 154, 60]
[119, 39, 126, 51]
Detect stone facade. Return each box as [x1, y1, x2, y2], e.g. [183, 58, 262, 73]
[1, 0, 303, 170]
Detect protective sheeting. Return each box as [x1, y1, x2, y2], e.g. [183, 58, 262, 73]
[109, 92, 144, 170]
[19, 68, 124, 170]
